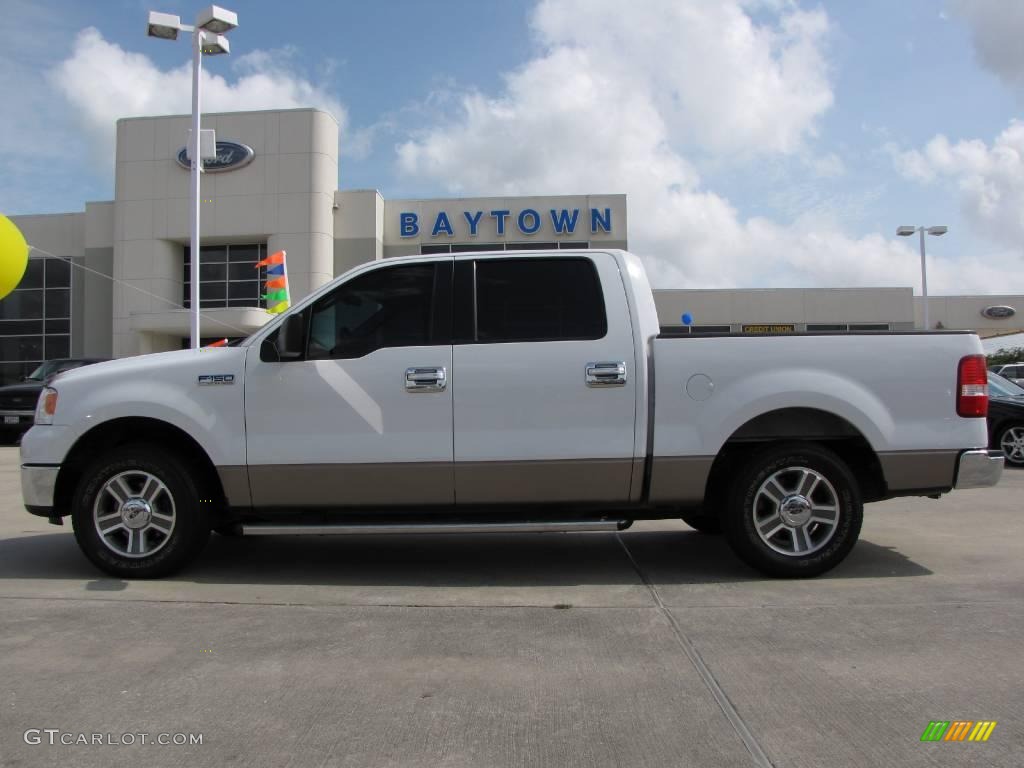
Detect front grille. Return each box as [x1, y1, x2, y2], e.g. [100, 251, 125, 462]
[0, 395, 35, 410]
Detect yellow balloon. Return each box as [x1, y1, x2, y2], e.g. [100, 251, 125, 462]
[0, 214, 29, 301]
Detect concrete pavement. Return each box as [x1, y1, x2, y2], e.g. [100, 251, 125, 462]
[0, 445, 1021, 767]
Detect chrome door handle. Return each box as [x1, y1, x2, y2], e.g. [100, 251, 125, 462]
[586, 361, 627, 387]
[405, 366, 447, 392]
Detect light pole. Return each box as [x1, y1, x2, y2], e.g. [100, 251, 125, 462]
[897, 225, 947, 331]
[147, 6, 238, 349]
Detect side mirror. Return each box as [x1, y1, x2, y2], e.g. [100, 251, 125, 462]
[275, 312, 305, 361]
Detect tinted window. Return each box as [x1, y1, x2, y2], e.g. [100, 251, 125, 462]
[184, 243, 267, 310]
[45, 258, 71, 288]
[19, 260, 44, 289]
[690, 325, 731, 334]
[306, 264, 439, 360]
[807, 324, 846, 332]
[0, 290, 42, 319]
[473, 258, 606, 343]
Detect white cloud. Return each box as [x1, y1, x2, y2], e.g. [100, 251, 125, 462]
[530, 0, 833, 156]
[48, 28, 349, 167]
[951, 0, 1024, 92]
[894, 121, 1024, 249]
[396, 0, 1004, 291]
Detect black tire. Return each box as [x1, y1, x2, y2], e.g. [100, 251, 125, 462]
[995, 423, 1024, 467]
[680, 510, 722, 535]
[71, 445, 210, 578]
[723, 442, 862, 578]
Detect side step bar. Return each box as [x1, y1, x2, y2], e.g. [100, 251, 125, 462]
[241, 520, 631, 536]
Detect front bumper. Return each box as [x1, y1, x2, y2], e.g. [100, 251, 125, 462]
[22, 463, 59, 516]
[954, 449, 1004, 490]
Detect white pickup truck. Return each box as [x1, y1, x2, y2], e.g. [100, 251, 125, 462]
[20, 249, 1002, 579]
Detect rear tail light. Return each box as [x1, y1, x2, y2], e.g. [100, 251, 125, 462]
[956, 355, 988, 417]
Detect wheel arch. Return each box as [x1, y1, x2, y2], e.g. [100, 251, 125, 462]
[54, 417, 227, 521]
[703, 407, 886, 515]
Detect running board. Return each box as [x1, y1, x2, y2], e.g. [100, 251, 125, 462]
[241, 520, 630, 536]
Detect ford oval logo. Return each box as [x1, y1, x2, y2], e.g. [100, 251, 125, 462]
[981, 305, 1016, 319]
[176, 141, 255, 173]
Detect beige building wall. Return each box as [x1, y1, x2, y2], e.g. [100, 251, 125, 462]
[112, 108, 339, 356]
[654, 287, 916, 330]
[82, 202, 114, 358]
[918, 295, 1024, 337]
[333, 189, 384, 275]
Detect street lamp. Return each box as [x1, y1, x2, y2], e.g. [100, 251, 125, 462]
[897, 224, 947, 331]
[147, 5, 238, 349]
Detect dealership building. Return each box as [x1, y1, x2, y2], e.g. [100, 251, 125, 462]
[3, 106, 1023, 384]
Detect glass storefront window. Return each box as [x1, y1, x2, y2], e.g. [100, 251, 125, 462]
[0, 256, 73, 384]
[184, 243, 267, 310]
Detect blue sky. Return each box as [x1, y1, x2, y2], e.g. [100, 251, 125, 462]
[2, 0, 1023, 292]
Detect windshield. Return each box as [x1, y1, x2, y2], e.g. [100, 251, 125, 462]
[25, 361, 63, 382]
[988, 370, 1024, 397]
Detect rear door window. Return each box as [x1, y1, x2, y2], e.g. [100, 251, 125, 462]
[468, 258, 607, 343]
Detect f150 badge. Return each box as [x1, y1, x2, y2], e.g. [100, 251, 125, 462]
[197, 374, 235, 386]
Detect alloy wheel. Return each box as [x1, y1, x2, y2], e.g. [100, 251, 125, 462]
[92, 470, 176, 558]
[1000, 426, 1024, 465]
[752, 466, 840, 557]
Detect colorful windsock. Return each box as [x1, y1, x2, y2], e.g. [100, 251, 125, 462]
[255, 250, 290, 314]
[205, 338, 229, 348]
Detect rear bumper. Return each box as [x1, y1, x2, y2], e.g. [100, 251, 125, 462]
[954, 449, 1004, 490]
[21, 464, 59, 516]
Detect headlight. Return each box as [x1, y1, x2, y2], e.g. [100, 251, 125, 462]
[35, 387, 58, 425]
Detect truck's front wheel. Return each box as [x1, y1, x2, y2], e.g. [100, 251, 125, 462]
[71, 445, 210, 578]
[723, 443, 862, 578]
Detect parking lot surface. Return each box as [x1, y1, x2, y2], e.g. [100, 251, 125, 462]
[0, 445, 1021, 767]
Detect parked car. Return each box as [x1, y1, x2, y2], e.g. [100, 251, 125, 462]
[992, 363, 1024, 386]
[987, 371, 1024, 466]
[19, 249, 1002, 579]
[0, 359, 107, 441]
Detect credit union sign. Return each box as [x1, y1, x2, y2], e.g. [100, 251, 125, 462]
[742, 324, 796, 334]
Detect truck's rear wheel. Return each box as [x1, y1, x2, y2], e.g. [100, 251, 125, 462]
[723, 442, 862, 578]
[71, 445, 210, 578]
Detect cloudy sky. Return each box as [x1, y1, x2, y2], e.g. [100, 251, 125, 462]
[2, 0, 1023, 292]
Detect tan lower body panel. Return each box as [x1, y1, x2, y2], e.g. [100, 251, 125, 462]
[247, 462, 455, 507]
[646, 456, 715, 505]
[629, 457, 646, 503]
[216, 466, 252, 507]
[241, 458, 635, 507]
[454, 458, 634, 505]
[877, 450, 959, 492]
